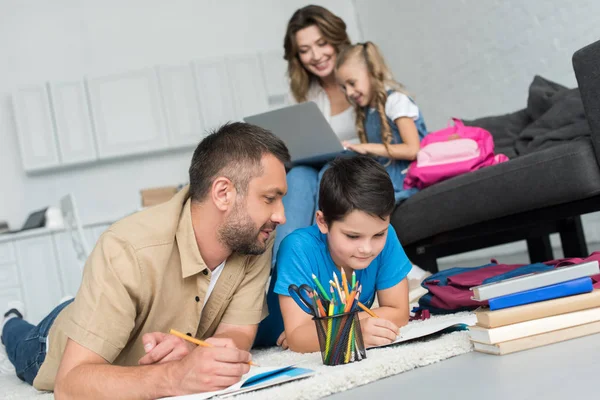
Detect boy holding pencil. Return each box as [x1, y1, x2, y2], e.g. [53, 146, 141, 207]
[273, 156, 411, 352]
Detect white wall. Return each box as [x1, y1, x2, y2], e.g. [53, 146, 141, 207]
[0, 0, 362, 229]
[355, 0, 600, 260]
[354, 0, 600, 130]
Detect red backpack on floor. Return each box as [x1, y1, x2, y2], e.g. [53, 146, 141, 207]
[417, 252, 600, 314]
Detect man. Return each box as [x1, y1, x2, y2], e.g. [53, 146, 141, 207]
[0, 122, 289, 398]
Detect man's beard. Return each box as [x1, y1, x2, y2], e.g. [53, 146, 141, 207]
[218, 202, 274, 255]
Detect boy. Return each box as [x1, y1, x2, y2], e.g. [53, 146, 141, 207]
[273, 155, 410, 352]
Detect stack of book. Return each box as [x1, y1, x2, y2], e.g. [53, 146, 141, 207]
[468, 260, 600, 355]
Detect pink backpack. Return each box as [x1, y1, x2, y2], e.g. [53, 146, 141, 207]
[403, 118, 509, 190]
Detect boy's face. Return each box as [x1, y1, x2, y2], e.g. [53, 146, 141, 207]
[316, 209, 389, 271]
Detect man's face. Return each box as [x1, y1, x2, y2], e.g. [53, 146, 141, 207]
[218, 154, 287, 255]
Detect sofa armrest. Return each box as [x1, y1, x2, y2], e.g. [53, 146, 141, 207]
[573, 39, 600, 167]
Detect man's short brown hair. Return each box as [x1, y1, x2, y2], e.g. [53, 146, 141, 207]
[189, 122, 290, 201]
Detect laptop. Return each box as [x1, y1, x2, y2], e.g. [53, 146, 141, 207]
[244, 101, 354, 167]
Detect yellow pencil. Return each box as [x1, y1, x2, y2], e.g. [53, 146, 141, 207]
[341, 269, 350, 300]
[325, 297, 334, 362]
[357, 301, 379, 318]
[169, 329, 260, 367]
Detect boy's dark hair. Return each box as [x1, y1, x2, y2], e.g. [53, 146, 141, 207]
[189, 122, 290, 202]
[318, 156, 395, 226]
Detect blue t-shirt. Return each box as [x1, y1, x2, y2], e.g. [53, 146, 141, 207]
[274, 224, 412, 308]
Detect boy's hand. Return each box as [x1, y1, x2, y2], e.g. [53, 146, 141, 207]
[276, 331, 288, 350]
[361, 318, 399, 348]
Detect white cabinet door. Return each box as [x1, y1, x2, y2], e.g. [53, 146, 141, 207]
[15, 235, 63, 324]
[12, 84, 60, 171]
[53, 224, 110, 298]
[49, 80, 98, 165]
[53, 231, 85, 297]
[259, 51, 289, 110]
[86, 224, 110, 248]
[227, 55, 269, 119]
[193, 59, 236, 131]
[87, 68, 168, 159]
[158, 64, 205, 148]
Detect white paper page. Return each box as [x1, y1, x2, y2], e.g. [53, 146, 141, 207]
[158, 365, 298, 400]
[393, 314, 477, 344]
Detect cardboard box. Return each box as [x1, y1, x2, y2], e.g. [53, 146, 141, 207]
[140, 186, 179, 208]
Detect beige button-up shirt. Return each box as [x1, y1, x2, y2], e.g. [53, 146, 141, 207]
[33, 187, 271, 390]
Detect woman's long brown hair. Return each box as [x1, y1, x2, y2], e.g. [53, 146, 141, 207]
[283, 5, 351, 102]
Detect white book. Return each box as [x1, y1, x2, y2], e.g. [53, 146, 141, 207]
[374, 314, 477, 349]
[473, 320, 600, 355]
[159, 365, 314, 400]
[469, 306, 600, 344]
[471, 261, 599, 301]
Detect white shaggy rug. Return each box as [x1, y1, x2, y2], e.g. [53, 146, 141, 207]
[0, 313, 474, 399]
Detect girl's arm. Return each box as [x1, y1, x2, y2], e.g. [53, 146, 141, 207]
[343, 117, 421, 161]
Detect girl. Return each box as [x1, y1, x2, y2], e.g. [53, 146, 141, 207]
[335, 41, 429, 202]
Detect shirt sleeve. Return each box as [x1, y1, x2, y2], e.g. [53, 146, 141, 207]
[61, 231, 142, 363]
[274, 233, 316, 297]
[385, 92, 420, 121]
[376, 225, 412, 290]
[220, 234, 273, 325]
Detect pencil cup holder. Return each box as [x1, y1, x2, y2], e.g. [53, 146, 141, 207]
[313, 311, 366, 366]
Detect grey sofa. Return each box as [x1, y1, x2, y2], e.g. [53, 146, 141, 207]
[391, 39, 600, 272]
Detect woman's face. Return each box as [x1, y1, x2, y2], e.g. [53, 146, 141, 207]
[295, 25, 337, 79]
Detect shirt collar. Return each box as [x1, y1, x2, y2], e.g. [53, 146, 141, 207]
[175, 195, 209, 279]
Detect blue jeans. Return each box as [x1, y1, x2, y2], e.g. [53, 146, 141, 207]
[1, 299, 73, 385]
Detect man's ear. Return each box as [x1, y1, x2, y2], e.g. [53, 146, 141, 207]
[315, 211, 329, 234]
[211, 177, 236, 211]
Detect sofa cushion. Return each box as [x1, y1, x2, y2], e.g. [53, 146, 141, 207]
[392, 138, 600, 245]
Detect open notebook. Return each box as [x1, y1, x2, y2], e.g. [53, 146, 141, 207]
[372, 314, 477, 349]
[159, 365, 314, 400]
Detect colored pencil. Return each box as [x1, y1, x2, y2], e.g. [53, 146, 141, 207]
[169, 329, 259, 366]
[341, 269, 350, 300]
[332, 273, 344, 305]
[312, 273, 331, 301]
[351, 271, 356, 291]
[357, 301, 379, 318]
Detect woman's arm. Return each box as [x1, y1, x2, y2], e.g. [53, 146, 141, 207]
[343, 117, 421, 161]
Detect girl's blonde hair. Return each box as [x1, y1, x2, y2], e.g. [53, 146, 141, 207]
[335, 42, 407, 154]
[283, 5, 351, 103]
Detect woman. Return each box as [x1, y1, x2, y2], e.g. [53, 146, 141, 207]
[275, 5, 357, 257]
[254, 5, 357, 348]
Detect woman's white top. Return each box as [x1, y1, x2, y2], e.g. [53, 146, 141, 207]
[288, 82, 359, 143]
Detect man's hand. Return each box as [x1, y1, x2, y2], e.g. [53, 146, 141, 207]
[168, 339, 252, 395]
[360, 317, 399, 348]
[276, 331, 288, 350]
[138, 332, 195, 365]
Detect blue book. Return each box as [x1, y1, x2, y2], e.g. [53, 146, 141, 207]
[488, 277, 594, 311]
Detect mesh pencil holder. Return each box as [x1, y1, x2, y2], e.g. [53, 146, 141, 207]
[313, 311, 366, 366]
